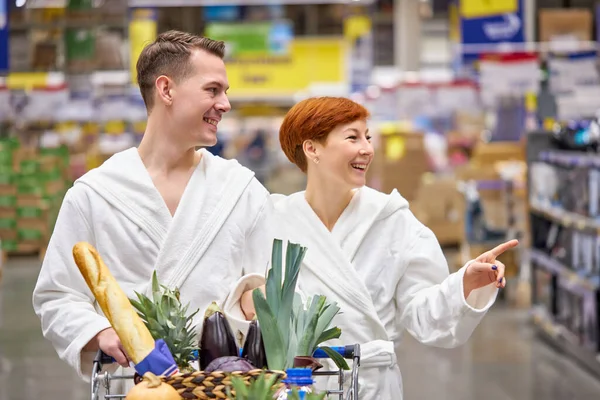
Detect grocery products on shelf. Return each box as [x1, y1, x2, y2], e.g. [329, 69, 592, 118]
[528, 131, 600, 376]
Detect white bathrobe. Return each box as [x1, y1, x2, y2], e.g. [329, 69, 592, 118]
[32, 148, 273, 387]
[269, 187, 498, 400]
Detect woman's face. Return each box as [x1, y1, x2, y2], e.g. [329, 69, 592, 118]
[307, 119, 374, 190]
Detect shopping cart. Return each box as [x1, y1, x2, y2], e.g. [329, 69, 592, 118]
[91, 344, 361, 400]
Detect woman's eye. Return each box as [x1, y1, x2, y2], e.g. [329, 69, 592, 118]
[366, 136, 372, 141]
[347, 135, 357, 140]
[208, 88, 217, 94]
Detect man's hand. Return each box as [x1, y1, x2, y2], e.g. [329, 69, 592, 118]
[241, 285, 265, 320]
[84, 328, 130, 368]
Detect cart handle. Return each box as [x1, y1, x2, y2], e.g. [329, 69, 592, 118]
[312, 345, 358, 360]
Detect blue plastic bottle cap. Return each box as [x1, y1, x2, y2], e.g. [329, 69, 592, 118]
[285, 368, 312, 378]
[283, 368, 314, 386]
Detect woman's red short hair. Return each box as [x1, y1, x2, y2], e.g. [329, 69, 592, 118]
[279, 96, 370, 172]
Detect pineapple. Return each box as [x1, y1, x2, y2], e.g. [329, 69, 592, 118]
[227, 373, 280, 399]
[226, 373, 326, 400]
[130, 271, 199, 372]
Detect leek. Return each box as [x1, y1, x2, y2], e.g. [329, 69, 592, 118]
[253, 239, 350, 371]
[253, 239, 306, 371]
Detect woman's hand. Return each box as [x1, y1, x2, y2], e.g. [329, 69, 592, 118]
[463, 239, 519, 299]
[241, 285, 266, 320]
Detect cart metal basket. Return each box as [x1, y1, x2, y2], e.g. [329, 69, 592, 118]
[91, 344, 360, 400]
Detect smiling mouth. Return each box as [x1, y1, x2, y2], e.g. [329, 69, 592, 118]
[351, 163, 367, 171]
[203, 118, 218, 126]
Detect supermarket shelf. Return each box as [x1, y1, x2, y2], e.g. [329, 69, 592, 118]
[530, 202, 600, 234]
[475, 179, 525, 191]
[530, 249, 600, 291]
[539, 150, 600, 169]
[531, 306, 600, 379]
[128, 0, 377, 5]
[8, 20, 128, 31]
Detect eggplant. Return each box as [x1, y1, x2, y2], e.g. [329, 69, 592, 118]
[204, 356, 255, 373]
[199, 301, 239, 370]
[241, 319, 267, 369]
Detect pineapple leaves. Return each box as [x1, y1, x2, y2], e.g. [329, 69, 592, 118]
[226, 373, 280, 399]
[128, 272, 199, 371]
[318, 346, 350, 371]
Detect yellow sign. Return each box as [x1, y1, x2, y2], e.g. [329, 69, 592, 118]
[344, 15, 371, 41]
[225, 38, 347, 97]
[385, 137, 406, 161]
[460, 0, 517, 19]
[5, 73, 53, 90]
[129, 8, 157, 85]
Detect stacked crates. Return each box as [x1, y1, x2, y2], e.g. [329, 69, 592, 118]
[0, 137, 70, 255]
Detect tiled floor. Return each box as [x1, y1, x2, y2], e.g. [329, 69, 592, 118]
[1, 256, 600, 400]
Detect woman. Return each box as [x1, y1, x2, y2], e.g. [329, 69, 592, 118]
[265, 96, 517, 399]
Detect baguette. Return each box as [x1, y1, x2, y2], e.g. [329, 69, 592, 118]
[73, 242, 155, 364]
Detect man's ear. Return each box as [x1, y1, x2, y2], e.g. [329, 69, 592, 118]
[302, 139, 318, 163]
[155, 75, 174, 106]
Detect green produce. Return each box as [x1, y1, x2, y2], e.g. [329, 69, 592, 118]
[252, 239, 349, 371]
[130, 271, 199, 372]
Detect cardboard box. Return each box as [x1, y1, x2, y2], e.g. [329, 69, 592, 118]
[0, 184, 16, 196]
[411, 175, 466, 246]
[0, 227, 17, 240]
[539, 9, 593, 43]
[470, 141, 525, 166]
[0, 208, 16, 220]
[368, 131, 430, 201]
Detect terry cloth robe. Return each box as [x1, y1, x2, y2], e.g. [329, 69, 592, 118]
[268, 186, 498, 400]
[32, 147, 274, 389]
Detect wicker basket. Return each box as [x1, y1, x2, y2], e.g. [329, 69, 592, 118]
[164, 369, 286, 399]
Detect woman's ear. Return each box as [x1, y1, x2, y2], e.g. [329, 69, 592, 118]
[302, 139, 318, 164]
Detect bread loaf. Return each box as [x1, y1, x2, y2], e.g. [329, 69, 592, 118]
[73, 242, 155, 364]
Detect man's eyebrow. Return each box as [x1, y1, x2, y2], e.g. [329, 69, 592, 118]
[205, 81, 230, 91]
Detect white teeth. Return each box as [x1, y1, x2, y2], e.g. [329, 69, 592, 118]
[203, 118, 218, 126]
[351, 164, 366, 170]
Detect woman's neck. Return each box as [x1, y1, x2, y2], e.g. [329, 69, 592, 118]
[304, 177, 355, 231]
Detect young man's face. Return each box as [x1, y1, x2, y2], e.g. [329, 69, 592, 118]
[170, 49, 231, 148]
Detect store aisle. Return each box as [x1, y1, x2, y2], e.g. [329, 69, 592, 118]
[1, 256, 600, 400]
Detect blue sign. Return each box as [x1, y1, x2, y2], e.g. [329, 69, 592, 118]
[460, 0, 524, 47]
[0, 0, 7, 72]
[453, 0, 525, 75]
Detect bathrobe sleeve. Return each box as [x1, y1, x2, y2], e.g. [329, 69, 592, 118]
[395, 221, 498, 348]
[223, 186, 274, 341]
[32, 187, 112, 382]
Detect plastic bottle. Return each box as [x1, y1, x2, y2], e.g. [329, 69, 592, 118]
[277, 368, 314, 400]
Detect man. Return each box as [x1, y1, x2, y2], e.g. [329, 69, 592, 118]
[32, 30, 271, 383]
